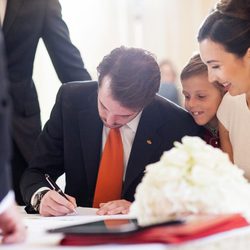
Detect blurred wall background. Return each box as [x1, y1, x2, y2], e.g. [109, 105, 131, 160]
[33, 0, 217, 126]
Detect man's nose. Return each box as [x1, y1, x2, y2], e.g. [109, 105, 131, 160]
[106, 113, 116, 125]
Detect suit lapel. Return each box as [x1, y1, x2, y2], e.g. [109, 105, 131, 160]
[78, 95, 103, 196]
[123, 101, 164, 195]
[3, 0, 24, 35]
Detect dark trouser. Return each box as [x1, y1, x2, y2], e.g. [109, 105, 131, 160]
[11, 140, 27, 205]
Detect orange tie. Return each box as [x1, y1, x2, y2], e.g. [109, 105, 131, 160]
[93, 128, 124, 208]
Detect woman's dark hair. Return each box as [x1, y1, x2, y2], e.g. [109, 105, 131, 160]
[198, 0, 250, 57]
[97, 46, 160, 111]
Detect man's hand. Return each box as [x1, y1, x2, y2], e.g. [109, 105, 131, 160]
[96, 199, 131, 215]
[0, 203, 26, 244]
[39, 190, 77, 216]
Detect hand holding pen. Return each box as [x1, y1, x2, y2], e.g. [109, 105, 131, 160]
[38, 174, 77, 216]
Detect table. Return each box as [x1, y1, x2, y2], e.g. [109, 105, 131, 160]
[1, 207, 250, 249]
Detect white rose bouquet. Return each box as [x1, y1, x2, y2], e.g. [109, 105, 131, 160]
[130, 136, 250, 226]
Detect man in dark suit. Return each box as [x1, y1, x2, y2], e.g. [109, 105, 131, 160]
[21, 47, 201, 216]
[0, 31, 25, 244]
[2, 0, 91, 204]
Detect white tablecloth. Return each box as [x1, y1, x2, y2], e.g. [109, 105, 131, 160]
[1, 207, 250, 249]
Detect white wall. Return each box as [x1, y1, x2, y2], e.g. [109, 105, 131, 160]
[34, 0, 217, 126]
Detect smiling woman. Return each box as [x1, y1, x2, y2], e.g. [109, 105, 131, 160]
[198, 0, 250, 96]
[197, 0, 250, 180]
[199, 40, 249, 96]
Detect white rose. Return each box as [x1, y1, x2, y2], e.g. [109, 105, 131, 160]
[130, 136, 250, 226]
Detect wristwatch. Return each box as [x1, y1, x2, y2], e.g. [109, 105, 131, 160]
[33, 190, 50, 212]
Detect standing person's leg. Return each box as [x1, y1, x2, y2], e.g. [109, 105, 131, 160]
[11, 140, 28, 205]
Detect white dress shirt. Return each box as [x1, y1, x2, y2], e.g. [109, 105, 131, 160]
[102, 111, 142, 180]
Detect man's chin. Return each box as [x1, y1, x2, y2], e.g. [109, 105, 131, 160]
[108, 125, 122, 129]
[104, 123, 122, 129]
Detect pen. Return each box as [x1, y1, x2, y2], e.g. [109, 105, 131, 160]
[45, 174, 77, 213]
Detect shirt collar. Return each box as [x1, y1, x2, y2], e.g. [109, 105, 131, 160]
[125, 110, 142, 133]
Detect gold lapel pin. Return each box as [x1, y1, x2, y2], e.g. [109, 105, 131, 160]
[147, 139, 152, 145]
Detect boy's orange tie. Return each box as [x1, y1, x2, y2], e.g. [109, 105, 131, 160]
[93, 128, 124, 208]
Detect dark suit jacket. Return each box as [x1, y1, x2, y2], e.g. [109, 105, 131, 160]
[21, 81, 201, 209]
[0, 32, 12, 202]
[3, 0, 91, 162]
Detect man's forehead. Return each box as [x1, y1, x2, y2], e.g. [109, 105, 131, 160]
[99, 75, 112, 89]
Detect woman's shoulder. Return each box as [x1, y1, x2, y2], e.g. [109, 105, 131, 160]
[217, 93, 246, 122]
[220, 92, 245, 107]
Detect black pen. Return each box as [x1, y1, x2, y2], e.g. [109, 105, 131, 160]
[45, 174, 77, 213]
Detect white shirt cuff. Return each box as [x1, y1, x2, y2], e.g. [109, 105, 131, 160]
[31, 187, 51, 207]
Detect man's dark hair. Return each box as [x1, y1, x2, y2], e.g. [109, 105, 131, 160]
[198, 0, 250, 58]
[97, 46, 160, 111]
